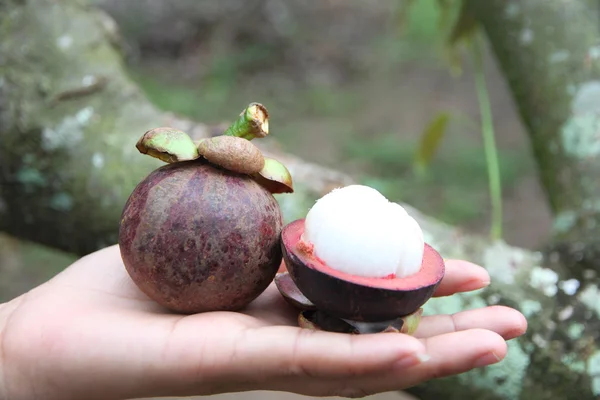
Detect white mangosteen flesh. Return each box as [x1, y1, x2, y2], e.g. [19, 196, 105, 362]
[302, 185, 425, 279]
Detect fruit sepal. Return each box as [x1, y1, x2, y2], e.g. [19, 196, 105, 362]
[135, 103, 294, 194]
[136, 127, 200, 163]
[276, 270, 424, 335]
[252, 157, 294, 193]
[297, 308, 423, 335]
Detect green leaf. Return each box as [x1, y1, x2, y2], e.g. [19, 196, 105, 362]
[447, 0, 478, 47]
[413, 112, 450, 174]
[444, 0, 479, 75]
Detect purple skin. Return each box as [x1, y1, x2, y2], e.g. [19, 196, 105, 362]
[281, 219, 445, 322]
[119, 160, 283, 314]
[274, 272, 316, 311]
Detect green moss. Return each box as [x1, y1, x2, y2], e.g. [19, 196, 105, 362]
[16, 167, 46, 188]
[521, 347, 596, 399]
[567, 323, 586, 340]
[521, 299, 543, 318]
[561, 353, 586, 374]
[561, 112, 600, 159]
[579, 284, 600, 318]
[553, 210, 578, 234]
[588, 350, 600, 396]
[529, 266, 559, 296]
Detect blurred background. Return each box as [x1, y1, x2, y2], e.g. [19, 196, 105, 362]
[2, 0, 600, 399]
[95, 0, 549, 245]
[1, 0, 552, 296]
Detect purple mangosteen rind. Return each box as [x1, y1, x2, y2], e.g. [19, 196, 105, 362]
[274, 269, 424, 335]
[274, 272, 316, 311]
[280, 219, 445, 323]
[119, 160, 284, 314]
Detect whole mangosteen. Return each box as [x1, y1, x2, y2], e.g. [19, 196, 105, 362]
[119, 103, 294, 314]
[275, 185, 445, 335]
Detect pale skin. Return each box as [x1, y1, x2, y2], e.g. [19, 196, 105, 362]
[0, 245, 527, 400]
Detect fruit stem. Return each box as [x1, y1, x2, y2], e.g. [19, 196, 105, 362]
[223, 103, 269, 140]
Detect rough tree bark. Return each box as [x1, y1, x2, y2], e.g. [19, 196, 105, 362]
[0, 1, 599, 399]
[465, 0, 600, 271]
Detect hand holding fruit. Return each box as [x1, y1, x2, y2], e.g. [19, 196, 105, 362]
[0, 103, 527, 400]
[0, 245, 526, 400]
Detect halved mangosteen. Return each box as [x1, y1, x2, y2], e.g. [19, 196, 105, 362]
[276, 185, 445, 334]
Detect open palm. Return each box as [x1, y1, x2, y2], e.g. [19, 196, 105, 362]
[0, 245, 526, 400]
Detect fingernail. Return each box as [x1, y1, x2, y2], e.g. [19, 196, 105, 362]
[395, 353, 430, 369]
[473, 352, 501, 368]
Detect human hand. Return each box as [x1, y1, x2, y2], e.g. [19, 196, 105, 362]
[0, 245, 526, 400]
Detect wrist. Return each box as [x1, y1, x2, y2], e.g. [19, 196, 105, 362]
[0, 296, 26, 400]
[0, 303, 10, 400]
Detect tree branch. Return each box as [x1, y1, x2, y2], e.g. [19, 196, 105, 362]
[465, 0, 600, 272]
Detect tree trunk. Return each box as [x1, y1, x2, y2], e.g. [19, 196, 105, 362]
[0, 0, 347, 255]
[465, 0, 600, 271]
[0, 1, 599, 399]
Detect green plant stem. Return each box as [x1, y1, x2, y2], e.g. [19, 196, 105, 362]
[223, 102, 269, 140]
[472, 34, 503, 240]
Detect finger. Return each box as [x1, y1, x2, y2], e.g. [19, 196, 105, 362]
[405, 329, 507, 385]
[223, 326, 428, 381]
[152, 325, 429, 398]
[434, 259, 490, 297]
[414, 305, 527, 339]
[323, 329, 507, 397]
[283, 329, 508, 398]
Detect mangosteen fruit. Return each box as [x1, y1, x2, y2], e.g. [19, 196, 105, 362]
[276, 185, 445, 335]
[119, 103, 294, 314]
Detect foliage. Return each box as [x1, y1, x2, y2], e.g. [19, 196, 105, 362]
[413, 112, 450, 175]
[397, 0, 503, 238]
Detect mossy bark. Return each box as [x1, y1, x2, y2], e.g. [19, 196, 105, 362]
[0, 0, 169, 254]
[0, 0, 599, 399]
[465, 0, 600, 272]
[405, 211, 600, 400]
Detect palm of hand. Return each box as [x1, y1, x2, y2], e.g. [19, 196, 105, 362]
[0, 245, 526, 400]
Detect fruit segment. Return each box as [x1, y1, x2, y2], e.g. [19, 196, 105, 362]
[303, 185, 425, 279]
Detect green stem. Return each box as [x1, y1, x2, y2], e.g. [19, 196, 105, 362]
[223, 102, 270, 140]
[472, 33, 503, 240]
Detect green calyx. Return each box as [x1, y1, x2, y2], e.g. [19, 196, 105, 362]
[252, 157, 294, 194]
[197, 135, 265, 175]
[136, 127, 200, 163]
[135, 102, 293, 194]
